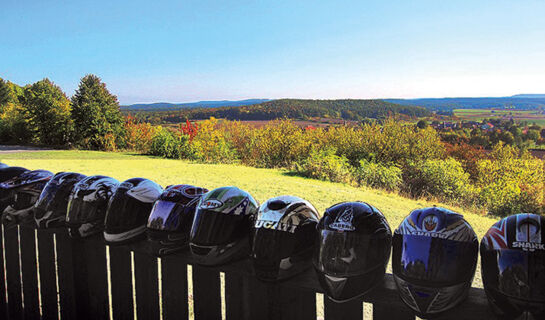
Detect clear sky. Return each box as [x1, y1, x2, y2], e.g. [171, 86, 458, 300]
[1, 0, 544, 104]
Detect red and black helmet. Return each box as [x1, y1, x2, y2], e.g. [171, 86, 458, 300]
[481, 213, 545, 319]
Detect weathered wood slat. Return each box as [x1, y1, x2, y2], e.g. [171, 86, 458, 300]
[224, 273, 245, 320]
[19, 227, 40, 320]
[161, 255, 188, 320]
[83, 235, 109, 320]
[0, 226, 7, 319]
[324, 297, 363, 320]
[55, 229, 77, 320]
[4, 225, 22, 320]
[192, 266, 222, 320]
[134, 251, 160, 320]
[37, 228, 59, 320]
[109, 245, 134, 320]
[70, 238, 91, 319]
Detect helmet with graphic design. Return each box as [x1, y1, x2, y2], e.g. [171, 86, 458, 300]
[392, 207, 478, 318]
[66, 175, 119, 238]
[481, 213, 545, 319]
[147, 184, 209, 256]
[0, 166, 29, 212]
[252, 195, 319, 281]
[104, 178, 163, 244]
[1, 169, 54, 227]
[34, 172, 87, 228]
[190, 186, 258, 266]
[313, 201, 392, 302]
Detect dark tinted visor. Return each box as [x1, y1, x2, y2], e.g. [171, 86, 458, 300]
[66, 196, 106, 224]
[495, 249, 545, 302]
[393, 234, 477, 286]
[252, 228, 297, 261]
[147, 200, 194, 232]
[314, 230, 391, 276]
[190, 209, 249, 246]
[35, 182, 60, 211]
[105, 189, 153, 233]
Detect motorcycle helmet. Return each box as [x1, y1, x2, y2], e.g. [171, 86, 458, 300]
[392, 207, 478, 318]
[104, 178, 163, 244]
[481, 213, 545, 319]
[66, 175, 119, 238]
[0, 163, 8, 169]
[1, 169, 53, 227]
[34, 172, 87, 228]
[313, 201, 392, 302]
[0, 166, 28, 211]
[190, 186, 258, 266]
[147, 184, 208, 256]
[252, 195, 319, 282]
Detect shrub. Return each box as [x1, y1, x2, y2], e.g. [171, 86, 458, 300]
[294, 147, 353, 184]
[403, 158, 476, 203]
[191, 118, 238, 163]
[123, 115, 157, 153]
[149, 127, 193, 159]
[476, 157, 544, 216]
[354, 159, 402, 191]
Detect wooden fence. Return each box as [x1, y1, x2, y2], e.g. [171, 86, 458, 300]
[0, 221, 495, 320]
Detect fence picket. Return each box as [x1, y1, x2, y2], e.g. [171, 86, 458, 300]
[324, 297, 363, 320]
[4, 225, 22, 320]
[55, 229, 77, 320]
[134, 251, 160, 320]
[19, 226, 40, 320]
[84, 235, 109, 320]
[37, 228, 59, 320]
[109, 245, 134, 320]
[192, 266, 222, 320]
[373, 302, 414, 320]
[161, 255, 188, 320]
[0, 226, 7, 319]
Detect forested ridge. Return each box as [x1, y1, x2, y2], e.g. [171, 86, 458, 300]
[128, 99, 431, 123]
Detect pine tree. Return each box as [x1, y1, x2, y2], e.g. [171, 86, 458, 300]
[71, 74, 124, 149]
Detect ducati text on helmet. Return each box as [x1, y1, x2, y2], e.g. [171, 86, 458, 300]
[147, 184, 208, 256]
[313, 202, 392, 302]
[190, 186, 258, 266]
[104, 178, 163, 244]
[0, 166, 28, 212]
[66, 175, 119, 238]
[481, 213, 545, 320]
[252, 195, 319, 281]
[34, 172, 87, 228]
[392, 207, 478, 318]
[1, 169, 53, 227]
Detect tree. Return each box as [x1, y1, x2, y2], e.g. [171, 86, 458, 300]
[0, 78, 10, 108]
[416, 119, 428, 129]
[21, 79, 72, 145]
[71, 74, 124, 150]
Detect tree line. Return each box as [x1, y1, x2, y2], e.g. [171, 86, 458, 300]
[0, 75, 123, 149]
[125, 99, 431, 124]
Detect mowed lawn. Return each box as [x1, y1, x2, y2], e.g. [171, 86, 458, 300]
[1, 150, 498, 288]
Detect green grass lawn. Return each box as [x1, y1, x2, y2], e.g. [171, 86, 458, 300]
[2, 150, 497, 289]
[454, 108, 545, 125]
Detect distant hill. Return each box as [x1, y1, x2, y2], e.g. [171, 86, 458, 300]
[386, 95, 545, 111]
[129, 99, 431, 123]
[121, 99, 270, 111]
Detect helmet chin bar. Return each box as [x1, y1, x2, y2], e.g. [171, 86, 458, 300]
[104, 225, 147, 243]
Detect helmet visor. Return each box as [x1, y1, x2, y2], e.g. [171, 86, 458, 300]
[190, 209, 249, 246]
[35, 182, 60, 212]
[314, 230, 391, 277]
[66, 196, 105, 224]
[105, 189, 153, 233]
[147, 200, 194, 232]
[393, 234, 477, 286]
[495, 249, 545, 302]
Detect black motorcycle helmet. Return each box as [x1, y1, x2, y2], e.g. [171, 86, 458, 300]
[34, 172, 87, 228]
[481, 213, 545, 320]
[252, 195, 319, 282]
[190, 186, 259, 266]
[392, 207, 478, 318]
[104, 178, 163, 244]
[313, 201, 392, 302]
[66, 175, 119, 238]
[147, 184, 208, 256]
[0, 166, 28, 212]
[0, 163, 8, 169]
[1, 169, 54, 227]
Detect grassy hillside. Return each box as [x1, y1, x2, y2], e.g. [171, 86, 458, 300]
[387, 96, 545, 112]
[1, 150, 497, 288]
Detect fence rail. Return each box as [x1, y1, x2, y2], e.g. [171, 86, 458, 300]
[0, 222, 495, 320]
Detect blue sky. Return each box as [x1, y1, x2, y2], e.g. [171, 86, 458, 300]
[1, 0, 544, 104]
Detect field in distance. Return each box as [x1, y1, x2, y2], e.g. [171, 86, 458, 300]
[454, 108, 545, 125]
